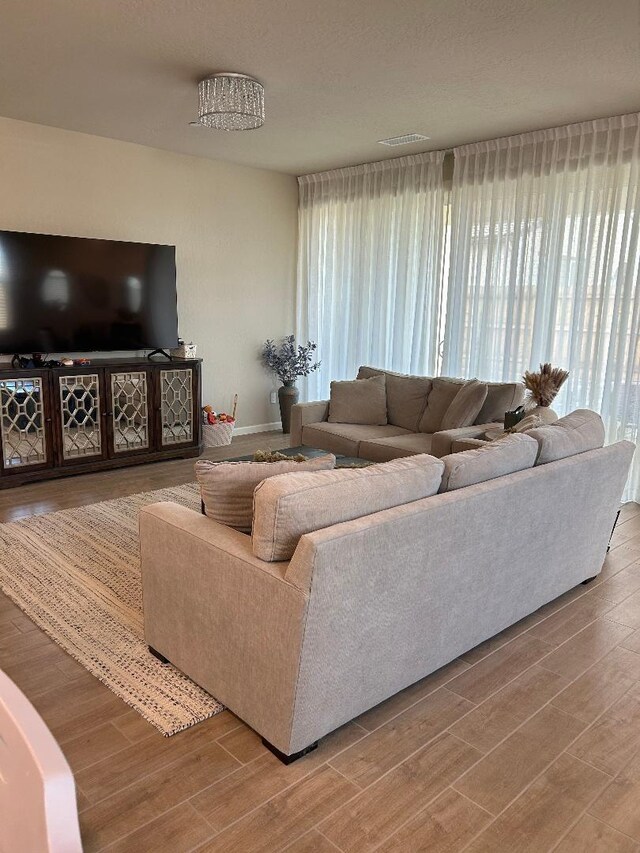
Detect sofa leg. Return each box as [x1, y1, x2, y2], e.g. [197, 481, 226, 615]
[582, 576, 598, 585]
[148, 646, 170, 664]
[261, 738, 319, 764]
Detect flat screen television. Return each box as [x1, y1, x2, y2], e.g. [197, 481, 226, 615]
[0, 230, 178, 354]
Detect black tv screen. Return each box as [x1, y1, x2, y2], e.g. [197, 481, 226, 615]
[0, 230, 178, 353]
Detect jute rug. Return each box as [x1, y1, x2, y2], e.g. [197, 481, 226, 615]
[0, 484, 224, 736]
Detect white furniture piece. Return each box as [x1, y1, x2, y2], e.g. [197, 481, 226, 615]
[0, 668, 82, 853]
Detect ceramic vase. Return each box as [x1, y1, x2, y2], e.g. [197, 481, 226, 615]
[278, 382, 299, 434]
[527, 405, 559, 424]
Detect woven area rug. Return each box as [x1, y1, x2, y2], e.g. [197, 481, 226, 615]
[0, 484, 224, 736]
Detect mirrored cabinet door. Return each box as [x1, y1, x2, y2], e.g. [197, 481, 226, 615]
[0, 376, 50, 471]
[57, 373, 104, 462]
[160, 368, 194, 446]
[110, 371, 150, 454]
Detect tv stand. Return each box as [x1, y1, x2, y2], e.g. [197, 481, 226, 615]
[147, 348, 173, 361]
[0, 357, 202, 488]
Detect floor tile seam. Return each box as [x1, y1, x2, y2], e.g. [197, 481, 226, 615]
[78, 732, 245, 810]
[454, 754, 615, 853]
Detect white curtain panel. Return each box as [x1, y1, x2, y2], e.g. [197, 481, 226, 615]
[442, 114, 640, 500]
[296, 151, 446, 400]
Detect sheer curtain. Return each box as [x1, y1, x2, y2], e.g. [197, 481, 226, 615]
[296, 151, 446, 400]
[442, 114, 640, 500]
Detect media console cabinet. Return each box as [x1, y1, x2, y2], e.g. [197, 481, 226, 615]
[0, 358, 202, 488]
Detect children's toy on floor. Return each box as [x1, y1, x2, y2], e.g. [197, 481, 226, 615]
[202, 395, 238, 447]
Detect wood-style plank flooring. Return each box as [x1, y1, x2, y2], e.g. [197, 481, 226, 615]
[2, 434, 640, 851]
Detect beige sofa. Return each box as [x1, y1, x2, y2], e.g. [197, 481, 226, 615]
[290, 366, 525, 460]
[140, 410, 633, 761]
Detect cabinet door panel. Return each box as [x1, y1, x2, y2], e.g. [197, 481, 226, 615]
[56, 372, 106, 464]
[0, 375, 53, 473]
[159, 367, 196, 447]
[108, 370, 152, 457]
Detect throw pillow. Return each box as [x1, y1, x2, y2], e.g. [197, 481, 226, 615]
[328, 374, 387, 425]
[252, 454, 444, 561]
[196, 454, 336, 533]
[418, 378, 463, 433]
[439, 434, 538, 492]
[440, 380, 489, 430]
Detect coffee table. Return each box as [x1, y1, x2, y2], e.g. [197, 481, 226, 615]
[228, 444, 373, 468]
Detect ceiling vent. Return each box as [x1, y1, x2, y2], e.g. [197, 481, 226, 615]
[378, 133, 430, 147]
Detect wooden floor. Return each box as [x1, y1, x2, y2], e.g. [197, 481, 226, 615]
[2, 434, 640, 852]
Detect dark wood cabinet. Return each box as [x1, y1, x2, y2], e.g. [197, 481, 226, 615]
[0, 358, 202, 488]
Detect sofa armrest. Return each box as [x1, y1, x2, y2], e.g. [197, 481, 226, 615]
[290, 400, 329, 446]
[139, 501, 308, 752]
[431, 422, 501, 457]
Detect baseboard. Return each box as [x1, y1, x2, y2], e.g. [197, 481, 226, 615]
[234, 422, 283, 436]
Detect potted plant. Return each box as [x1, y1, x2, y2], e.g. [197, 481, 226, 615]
[522, 363, 569, 424]
[261, 336, 321, 433]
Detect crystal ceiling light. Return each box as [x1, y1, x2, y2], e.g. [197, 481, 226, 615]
[193, 73, 265, 131]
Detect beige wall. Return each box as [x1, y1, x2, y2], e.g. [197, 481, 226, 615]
[0, 117, 298, 429]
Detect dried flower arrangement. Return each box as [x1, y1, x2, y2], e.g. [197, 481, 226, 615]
[261, 336, 321, 385]
[522, 363, 569, 408]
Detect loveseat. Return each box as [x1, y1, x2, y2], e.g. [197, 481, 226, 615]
[140, 409, 633, 761]
[290, 366, 525, 460]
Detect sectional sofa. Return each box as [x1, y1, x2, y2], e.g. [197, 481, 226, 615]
[290, 366, 525, 460]
[140, 409, 633, 762]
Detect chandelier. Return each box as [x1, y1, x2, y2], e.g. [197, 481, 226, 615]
[194, 73, 265, 131]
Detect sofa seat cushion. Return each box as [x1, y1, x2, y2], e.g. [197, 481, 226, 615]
[528, 409, 605, 465]
[359, 433, 434, 463]
[439, 433, 538, 492]
[252, 454, 444, 561]
[196, 454, 336, 533]
[358, 366, 432, 431]
[302, 422, 412, 457]
[328, 374, 387, 425]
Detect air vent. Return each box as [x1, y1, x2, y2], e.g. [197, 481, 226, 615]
[378, 133, 430, 147]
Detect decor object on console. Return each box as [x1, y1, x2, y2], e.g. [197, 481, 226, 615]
[201, 394, 238, 447]
[261, 335, 321, 434]
[171, 339, 197, 359]
[522, 363, 569, 424]
[193, 72, 265, 131]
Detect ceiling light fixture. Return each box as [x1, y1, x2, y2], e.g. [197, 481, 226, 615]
[192, 72, 265, 131]
[378, 133, 430, 146]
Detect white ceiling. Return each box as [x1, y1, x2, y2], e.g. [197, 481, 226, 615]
[1, 0, 638, 175]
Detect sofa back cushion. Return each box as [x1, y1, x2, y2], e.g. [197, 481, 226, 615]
[439, 433, 538, 492]
[328, 375, 387, 425]
[527, 409, 605, 465]
[196, 454, 336, 533]
[252, 454, 444, 561]
[440, 380, 489, 430]
[420, 377, 524, 431]
[357, 365, 432, 431]
[478, 382, 525, 425]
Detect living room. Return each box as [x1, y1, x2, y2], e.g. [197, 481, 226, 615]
[1, 1, 639, 851]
